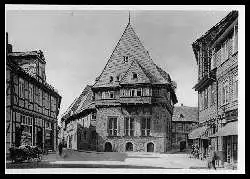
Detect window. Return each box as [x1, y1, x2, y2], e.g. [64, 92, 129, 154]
[204, 88, 208, 109]
[124, 117, 135, 136]
[221, 39, 229, 62]
[109, 76, 113, 83]
[45, 121, 52, 130]
[121, 89, 126, 97]
[233, 24, 238, 54]
[211, 49, 216, 70]
[177, 123, 183, 131]
[200, 91, 204, 110]
[108, 117, 118, 136]
[24, 80, 29, 99]
[102, 91, 106, 99]
[233, 76, 238, 100]
[130, 89, 136, 97]
[29, 84, 33, 102]
[92, 113, 96, 120]
[137, 88, 142, 96]
[141, 117, 151, 136]
[144, 88, 150, 96]
[109, 91, 115, 99]
[123, 56, 128, 63]
[116, 75, 120, 82]
[19, 78, 25, 98]
[132, 73, 137, 80]
[222, 81, 229, 105]
[211, 83, 216, 106]
[153, 88, 160, 96]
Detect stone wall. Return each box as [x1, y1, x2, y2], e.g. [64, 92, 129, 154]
[96, 104, 172, 152]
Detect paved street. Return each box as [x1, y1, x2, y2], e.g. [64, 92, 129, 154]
[6, 150, 240, 173]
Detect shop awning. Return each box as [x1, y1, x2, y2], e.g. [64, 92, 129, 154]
[216, 121, 238, 136]
[188, 126, 208, 139]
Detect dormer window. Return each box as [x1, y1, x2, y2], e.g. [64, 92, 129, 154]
[109, 76, 113, 83]
[132, 73, 137, 80]
[179, 114, 184, 118]
[123, 56, 128, 63]
[116, 75, 119, 82]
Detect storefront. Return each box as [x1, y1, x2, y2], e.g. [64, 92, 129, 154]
[216, 121, 238, 165]
[188, 126, 208, 159]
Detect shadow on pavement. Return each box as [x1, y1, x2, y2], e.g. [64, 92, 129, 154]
[6, 161, 183, 169]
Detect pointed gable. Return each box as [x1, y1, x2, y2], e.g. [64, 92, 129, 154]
[120, 59, 151, 84]
[93, 22, 170, 88]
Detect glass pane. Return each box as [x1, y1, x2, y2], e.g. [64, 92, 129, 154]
[147, 130, 150, 136]
[114, 130, 117, 136]
[130, 118, 134, 130]
[125, 117, 129, 130]
[141, 118, 146, 129]
[146, 118, 151, 129]
[113, 118, 117, 129]
[130, 130, 134, 136]
[108, 118, 113, 129]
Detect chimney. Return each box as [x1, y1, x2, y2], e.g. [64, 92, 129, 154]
[6, 33, 12, 53]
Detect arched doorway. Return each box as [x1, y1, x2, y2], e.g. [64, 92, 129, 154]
[125, 142, 133, 152]
[147, 142, 154, 152]
[104, 142, 112, 152]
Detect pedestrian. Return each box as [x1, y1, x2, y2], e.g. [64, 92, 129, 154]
[207, 145, 217, 170]
[58, 141, 63, 156]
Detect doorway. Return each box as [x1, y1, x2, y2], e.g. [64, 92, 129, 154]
[104, 142, 112, 152]
[147, 142, 154, 152]
[125, 142, 133, 152]
[36, 127, 43, 149]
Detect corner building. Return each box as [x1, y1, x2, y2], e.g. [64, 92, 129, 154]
[92, 21, 178, 152]
[6, 34, 61, 154]
[190, 11, 238, 166]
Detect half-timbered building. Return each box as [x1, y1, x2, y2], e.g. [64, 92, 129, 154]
[6, 33, 61, 155]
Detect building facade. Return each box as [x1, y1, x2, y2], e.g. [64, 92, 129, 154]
[190, 11, 238, 166]
[91, 21, 178, 153]
[6, 34, 61, 154]
[171, 104, 198, 151]
[61, 20, 178, 153]
[61, 85, 97, 151]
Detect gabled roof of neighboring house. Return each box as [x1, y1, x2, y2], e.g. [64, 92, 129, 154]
[172, 105, 198, 122]
[61, 85, 94, 121]
[92, 22, 173, 88]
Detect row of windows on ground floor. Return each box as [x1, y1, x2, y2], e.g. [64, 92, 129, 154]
[8, 111, 56, 149]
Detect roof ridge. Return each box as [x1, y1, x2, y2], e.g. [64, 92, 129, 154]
[93, 23, 131, 87]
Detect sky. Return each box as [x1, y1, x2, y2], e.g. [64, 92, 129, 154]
[6, 8, 230, 122]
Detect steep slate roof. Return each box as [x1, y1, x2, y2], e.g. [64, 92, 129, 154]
[172, 105, 198, 122]
[61, 85, 94, 120]
[93, 22, 172, 88]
